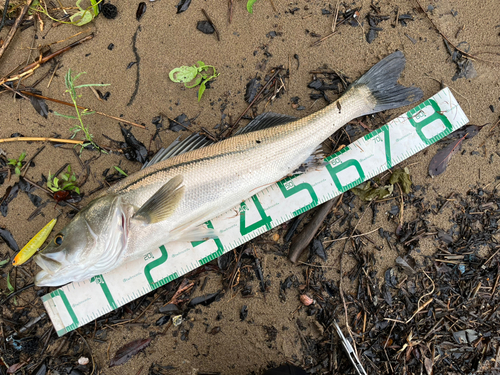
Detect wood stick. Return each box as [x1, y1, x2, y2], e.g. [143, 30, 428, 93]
[201, 9, 219, 41]
[288, 197, 339, 263]
[0, 137, 84, 144]
[18, 34, 94, 74]
[0, 0, 34, 62]
[0, 34, 94, 87]
[19, 91, 146, 129]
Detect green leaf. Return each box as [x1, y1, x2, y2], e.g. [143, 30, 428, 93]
[7, 271, 14, 294]
[53, 177, 59, 187]
[54, 111, 79, 119]
[74, 83, 110, 89]
[70, 9, 94, 27]
[247, 0, 259, 13]
[114, 166, 128, 177]
[0, 257, 10, 268]
[75, 187, 80, 194]
[8, 159, 16, 166]
[185, 76, 203, 89]
[90, 0, 100, 16]
[169, 66, 199, 84]
[19, 151, 26, 162]
[15, 167, 20, 175]
[73, 71, 86, 82]
[198, 82, 206, 101]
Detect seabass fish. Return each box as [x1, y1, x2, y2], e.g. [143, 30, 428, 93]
[34, 51, 422, 286]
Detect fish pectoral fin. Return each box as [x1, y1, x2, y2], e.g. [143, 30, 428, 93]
[133, 175, 185, 224]
[172, 225, 220, 244]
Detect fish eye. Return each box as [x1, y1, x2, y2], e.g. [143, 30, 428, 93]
[54, 234, 64, 246]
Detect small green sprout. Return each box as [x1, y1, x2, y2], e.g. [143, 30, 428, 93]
[47, 165, 80, 195]
[169, 61, 218, 101]
[54, 69, 109, 152]
[247, 0, 259, 13]
[7, 271, 14, 294]
[113, 166, 128, 177]
[8, 151, 26, 176]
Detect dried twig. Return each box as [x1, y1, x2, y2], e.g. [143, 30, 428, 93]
[0, 0, 34, 61]
[0, 0, 11, 33]
[0, 34, 94, 86]
[0, 137, 84, 144]
[201, 9, 219, 41]
[18, 91, 146, 129]
[331, 0, 340, 33]
[224, 68, 282, 137]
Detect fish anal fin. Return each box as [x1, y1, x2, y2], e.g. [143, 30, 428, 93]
[291, 143, 327, 175]
[133, 175, 184, 224]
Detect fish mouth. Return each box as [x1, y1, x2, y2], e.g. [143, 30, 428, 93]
[33, 253, 63, 275]
[34, 255, 73, 287]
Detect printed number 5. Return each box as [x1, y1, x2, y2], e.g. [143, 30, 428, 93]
[278, 175, 318, 216]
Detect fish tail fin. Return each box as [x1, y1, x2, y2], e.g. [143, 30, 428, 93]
[346, 51, 423, 115]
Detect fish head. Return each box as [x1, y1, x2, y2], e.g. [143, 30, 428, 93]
[34, 195, 131, 286]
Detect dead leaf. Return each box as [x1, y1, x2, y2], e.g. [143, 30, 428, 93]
[109, 338, 152, 367]
[389, 167, 412, 193]
[29, 94, 49, 119]
[428, 137, 464, 177]
[7, 362, 25, 374]
[424, 357, 433, 375]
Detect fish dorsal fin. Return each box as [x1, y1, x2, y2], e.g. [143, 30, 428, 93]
[133, 175, 185, 224]
[235, 112, 297, 135]
[142, 133, 214, 169]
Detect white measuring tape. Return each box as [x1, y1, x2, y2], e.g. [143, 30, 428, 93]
[41, 88, 468, 336]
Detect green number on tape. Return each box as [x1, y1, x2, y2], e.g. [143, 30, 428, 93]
[278, 175, 318, 216]
[365, 126, 392, 168]
[144, 245, 178, 289]
[326, 157, 365, 193]
[192, 221, 224, 265]
[91, 274, 117, 310]
[407, 99, 453, 145]
[239, 195, 272, 236]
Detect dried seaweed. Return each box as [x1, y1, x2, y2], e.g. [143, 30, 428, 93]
[0, 226, 19, 251]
